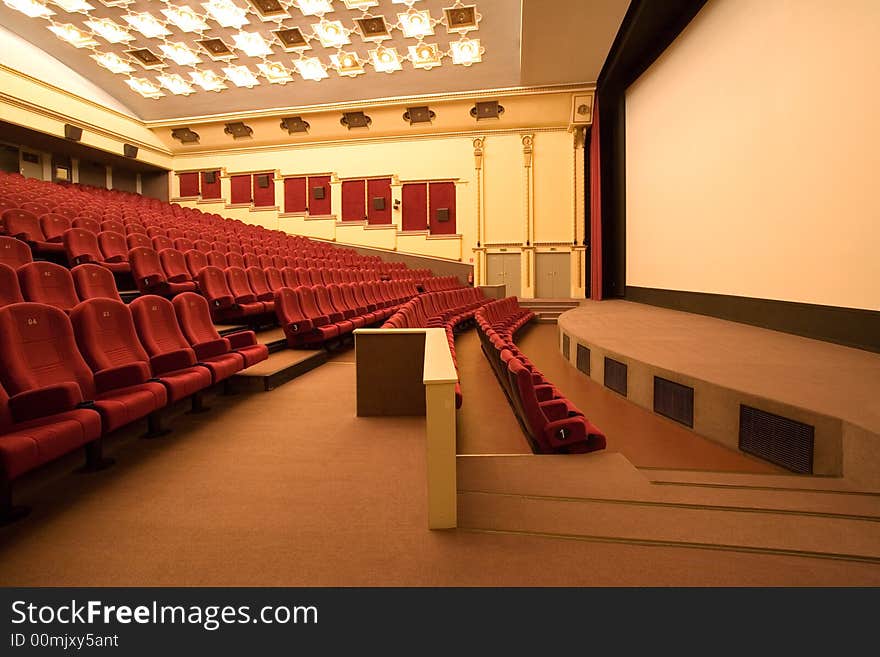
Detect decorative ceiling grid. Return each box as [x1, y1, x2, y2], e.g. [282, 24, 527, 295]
[2, 0, 487, 101]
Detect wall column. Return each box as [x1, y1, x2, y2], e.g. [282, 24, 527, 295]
[472, 136, 486, 285]
[520, 134, 535, 298]
[219, 168, 230, 204]
[329, 173, 342, 222]
[571, 126, 587, 298]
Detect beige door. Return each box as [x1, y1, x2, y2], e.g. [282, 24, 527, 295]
[487, 253, 522, 298]
[535, 253, 571, 298]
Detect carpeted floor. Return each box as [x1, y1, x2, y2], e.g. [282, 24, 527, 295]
[1, 333, 877, 586]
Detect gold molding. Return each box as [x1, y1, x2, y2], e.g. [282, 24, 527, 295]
[144, 83, 596, 127]
[169, 126, 568, 158]
[522, 133, 535, 246]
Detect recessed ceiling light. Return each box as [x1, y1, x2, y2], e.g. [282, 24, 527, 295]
[232, 31, 273, 57]
[398, 9, 434, 38]
[48, 23, 98, 48]
[162, 5, 209, 32]
[450, 38, 482, 66]
[202, 0, 250, 29]
[197, 38, 236, 60]
[160, 42, 202, 67]
[4, 0, 54, 18]
[293, 57, 328, 82]
[294, 0, 333, 16]
[274, 27, 310, 51]
[444, 4, 480, 33]
[84, 17, 133, 43]
[127, 48, 164, 69]
[342, 0, 377, 9]
[257, 61, 293, 84]
[408, 43, 441, 70]
[312, 20, 350, 48]
[50, 0, 93, 12]
[247, 0, 285, 19]
[157, 73, 196, 96]
[189, 69, 227, 91]
[123, 12, 171, 39]
[355, 15, 390, 42]
[124, 77, 164, 99]
[330, 51, 365, 77]
[91, 51, 134, 74]
[369, 46, 402, 73]
[223, 64, 260, 87]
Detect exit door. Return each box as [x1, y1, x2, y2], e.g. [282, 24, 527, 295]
[535, 252, 571, 298]
[486, 253, 521, 298]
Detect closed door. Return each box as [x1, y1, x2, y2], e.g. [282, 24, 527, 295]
[252, 173, 275, 207]
[428, 181, 456, 235]
[535, 253, 570, 298]
[0, 145, 18, 173]
[486, 253, 521, 298]
[308, 175, 331, 215]
[230, 174, 251, 204]
[342, 179, 366, 221]
[366, 178, 392, 224]
[20, 150, 42, 179]
[401, 183, 427, 231]
[284, 177, 307, 213]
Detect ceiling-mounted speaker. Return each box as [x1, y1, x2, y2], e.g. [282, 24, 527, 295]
[64, 124, 83, 141]
[280, 116, 310, 134]
[123, 144, 138, 158]
[171, 127, 200, 144]
[224, 122, 253, 139]
[403, 106, 436, 125]
[570, 94, 593, 125]
[341, 111, 371, 129]
[470, 101, 504, 120]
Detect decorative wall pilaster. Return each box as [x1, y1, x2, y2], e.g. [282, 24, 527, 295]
[473, 136, 486, 284]
[521, 134, 535, 247]
[219, 167, 230, 204]
[329, 173, 342, 220]
[572, 127, 587, 297]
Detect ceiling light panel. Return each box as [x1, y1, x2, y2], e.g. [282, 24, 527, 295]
[157, 72, 196, 95]
[189, 69, 227, 91]
[294, 0, 333, 17]
[397, 9, 434, 38]
[202, 0, 250, 29]
[48, 23, 98, 48]
[123, 12, 171, 39]
[450, 38, 482, 66]
[330, 51, 365, 77]
[257, 61, 293, 84]
[84, 17, 132, 43]
[162, 5, 210, 33]
[312, 20, 350, 48]
[294, 57, 328, 81]
[50, 0, 93, 12]
[160, 42, 202, 67]
[91, 50, 134, 74]
[4, 0, 54, 18]
[408, 43, 441, 70]
[369, 46, 402, 73]
[223, 64, 260, 87]
[124, 76, 163, 99]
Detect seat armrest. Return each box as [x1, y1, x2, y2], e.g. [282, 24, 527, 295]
[543, 417, 587, 449]
[193, 338, 231, 361]
[327, 311, 344, 323]
[310, 314, 330, 327]
[9, 382, 84, 422]
[94, 362, 150, 393]
[209, 294, 235, 309]
[150, 348, 196, 375]
[226, 330, 257, 349]
[284, 318, 314, 333]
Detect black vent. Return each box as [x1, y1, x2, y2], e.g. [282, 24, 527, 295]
[604, 358, 627, 396]
[739, 405, 814, 474]
[576, 344, 590, 375]
[654, 377, 694, 427]
[561, 333, 570, 359]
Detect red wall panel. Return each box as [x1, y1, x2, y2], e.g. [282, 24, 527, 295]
[230, 175, 251, 204]
[308, 175, 331, 215]
[401, 183, 428, 231]
[429, 181, 456, 235]
[200, 170, 221, 199]
[341, 179, 366, 222]
[252, 172, 275, 207]
[178, 172, 199, 197]
[366, 177, 392, 225]
[284, 177, 307, 213]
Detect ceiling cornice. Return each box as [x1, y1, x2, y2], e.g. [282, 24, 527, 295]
[143, 82, 596, 127]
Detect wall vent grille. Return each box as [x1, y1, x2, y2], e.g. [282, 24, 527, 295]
[604, 358, 627, 396]
[654, 377, 694, 427]
[576, 344, 591, 375]
[739, 405, 814, 473]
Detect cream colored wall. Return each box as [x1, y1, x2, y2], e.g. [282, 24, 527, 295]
[625, 0, 880, 311]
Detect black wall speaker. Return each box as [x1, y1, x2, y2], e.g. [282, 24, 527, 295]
[123, 143, 138, 158]
[256, 174, 270, 188]
[312, 186, 325, 200]
[203, 171, 217, 184]
[436, 208, 450, 222]
[64, 124, 83, 141]
[372, 196, 386, 211]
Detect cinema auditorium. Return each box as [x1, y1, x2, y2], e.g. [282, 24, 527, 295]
[0, 0, 877, 586]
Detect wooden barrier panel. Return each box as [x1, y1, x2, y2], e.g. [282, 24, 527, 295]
[355, 328, 458, 529]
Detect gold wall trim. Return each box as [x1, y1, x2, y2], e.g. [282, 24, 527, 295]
[170, 126, 569, 158]
[145, 83, 596, 127]
[0, 93, 173, 159]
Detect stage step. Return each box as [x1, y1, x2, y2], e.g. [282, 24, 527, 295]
[233, 349, 327, 392]
[457, 490, 880, 562]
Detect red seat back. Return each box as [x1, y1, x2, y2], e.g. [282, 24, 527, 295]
[71, 264, 122, 302]
[185, 249, 209, 277]
[129, 295, 194, 358]
[0, 263, 24, 308]
[97, 230, 128, 263]
[0, 235, 33, 268]
[70, 298, 149, 372]
[17, 261, 79, 311]
[39, 213, 71, 241]
[172, 292, 223, 346]
[158, 248, 192, 283]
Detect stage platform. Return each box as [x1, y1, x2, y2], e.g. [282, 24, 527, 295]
[557, 301, 880, 487]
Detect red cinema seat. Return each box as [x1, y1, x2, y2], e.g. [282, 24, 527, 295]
[243, 253, 261, 269]
[130, 247, 193, 296]
[126, 233, 151, 251]
[0, 236, 33, 269]
[128, 296, 213, 400]
[72, 217, 100, 234]
[173, 293, 267, 369]
[17, 261, 79, 312]
[184, 249, 209, 278]
[226, 252, 245, 269]
[264, 267, 285, 293]
[3, 209, 65, 255]
[158, 249, 197, 289]
[207, 250, 228, 269]
[97, 231, 130, 268]
[327, 284, 366, 328]
[197, 266, 262, 322]
[246, 266, 275, 302]
[295, 287, 340, 344]
[173, 238, 194, 253]
[71, 264, 122, 302]
[313, 285, 353, 336]
[125, 224, 148, 237]
[0, 264, 24, 308]
[39, 213, 71, 243]
[193, 240, 212, 253]
[0, 302, 166, 436]
[100, 220, 125, 235]
[21, 201, 50, 216]
[0, 381, 102, 522]
[275, 287, 320, 348]
[151, 235, 173, 252]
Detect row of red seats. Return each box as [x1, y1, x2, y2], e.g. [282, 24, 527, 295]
[0, 260, 123, 311]
[475, 298, 606, 455]
[383, 289, 490, 408]
[0, 292, 268, 520]
[275, 281, 418, 348]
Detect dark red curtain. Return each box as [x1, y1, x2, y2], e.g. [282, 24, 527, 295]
[589, 100, 603, 300]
